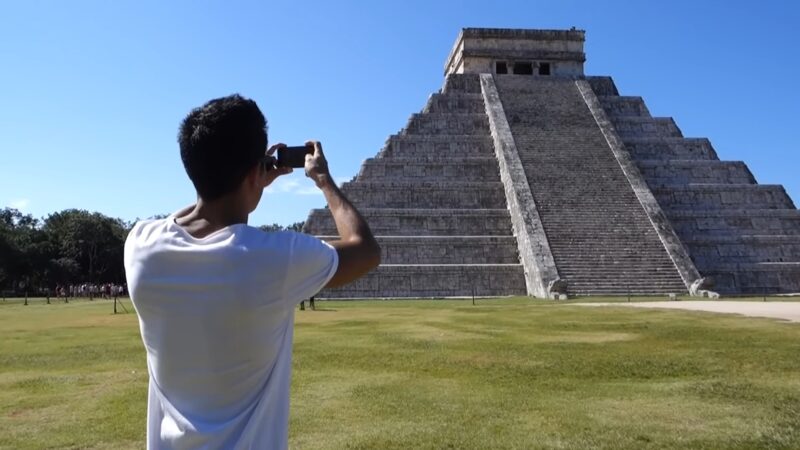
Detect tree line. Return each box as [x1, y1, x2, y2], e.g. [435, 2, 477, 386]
[0, 207, 304, 296]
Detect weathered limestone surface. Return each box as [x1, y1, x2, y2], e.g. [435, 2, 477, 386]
[318, 265, 526, 299]
[404, 113, 489, 135]
[378, 135, 494, 158]
[304, 209, 514, 237]
[636, 161, 755, 187]
[441, 73, 482, 93]
[668, 210, 800, 236]
[621, 137, 719, 161]
[653, 185, 794, 211]
[592, 76, 800, 293]
[340, 181, 506, 209]
[586, 77, 619, 96]
[318, 236, 520, 265]
[596, 96, 650, 117]
[304, 73, 526, 298]
[423, 93, 486, 113]
[357, 157, 499, 182]
[698, 262, 800, 294]
[611, 117, 683, 139]
[682, 235, 800, 265]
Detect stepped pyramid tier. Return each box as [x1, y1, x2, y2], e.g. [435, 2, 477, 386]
[589, 77, 800, 294]
[303, 72, 528, 299]
[303, 27, 800, 298]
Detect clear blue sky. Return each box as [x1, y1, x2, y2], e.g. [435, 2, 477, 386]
[1, 0, 798, 226]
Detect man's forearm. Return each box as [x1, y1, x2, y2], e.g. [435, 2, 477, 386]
[318, 175, 373, 243]
[305, 141, 381, 287]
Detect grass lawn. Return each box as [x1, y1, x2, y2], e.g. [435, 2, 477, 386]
[1, 297, 799, 449]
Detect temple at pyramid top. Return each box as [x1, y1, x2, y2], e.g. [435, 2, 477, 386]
[444, 27, 586, 76]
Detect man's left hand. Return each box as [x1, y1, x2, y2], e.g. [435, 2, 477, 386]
[263, 143, 293, 187]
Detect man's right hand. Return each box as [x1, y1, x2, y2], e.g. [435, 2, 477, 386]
[304, 141, 333, 188]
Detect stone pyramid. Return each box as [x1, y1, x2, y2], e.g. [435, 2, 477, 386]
[303, 28, 800, 298]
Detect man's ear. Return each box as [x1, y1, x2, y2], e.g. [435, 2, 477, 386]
[243, 163, 263, 190]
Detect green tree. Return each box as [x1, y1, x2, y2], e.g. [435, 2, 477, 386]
[0, 208, 51, 292]
[42, 209, 127, 284]
[258, 223, 285, 232]
[287, 221, 305, 232]
[257, 221, 305, 233]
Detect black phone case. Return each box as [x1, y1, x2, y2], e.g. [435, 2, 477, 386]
[277, 146, 313, 168]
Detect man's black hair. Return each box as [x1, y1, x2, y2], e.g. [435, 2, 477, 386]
[178, 94, 267, 201]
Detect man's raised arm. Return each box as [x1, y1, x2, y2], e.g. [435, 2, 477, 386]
[304, 141, 381, 288]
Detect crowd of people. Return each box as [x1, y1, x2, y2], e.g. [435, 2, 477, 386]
[50, 283, 127, 299]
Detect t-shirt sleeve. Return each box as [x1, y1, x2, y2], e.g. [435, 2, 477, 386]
[283, 232, 339, 304]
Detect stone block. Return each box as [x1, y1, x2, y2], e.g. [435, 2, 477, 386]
[623, 138, 718, 161]
[304, 208, 514, 237]
[357, 157, 500, 182]
[317, 264, 527, 298]
[403, 112, 489, 136]
[422, 93, 485, 113]
[667, 210, 800, 237]
[700, 262, 800, 294]
[597, 96, 651, 118]
[655, 185, 795, 210]
[367, 236, 519, 264]
[380, 276, 412, 291]
[611, 117, 683, 139]
[686, 236, 800, 265]
[379, 135, 495, 158]
[441, 73, 482, 94]
[637, 160, 756, 187]
[586, 76, 619, 96]
[340, 181, 507, 209]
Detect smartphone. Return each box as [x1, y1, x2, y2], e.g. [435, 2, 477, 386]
[276, 146, 313, 168]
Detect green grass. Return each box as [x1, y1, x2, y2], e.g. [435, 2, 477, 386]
[1, 298, 799, 449]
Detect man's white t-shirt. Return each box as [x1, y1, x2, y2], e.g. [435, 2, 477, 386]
[124, 218, 338, 450]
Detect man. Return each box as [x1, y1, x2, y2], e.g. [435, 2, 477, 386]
[124, 94, 380, 449]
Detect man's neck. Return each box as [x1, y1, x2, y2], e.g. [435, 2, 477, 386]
[174, 196, 248, 239]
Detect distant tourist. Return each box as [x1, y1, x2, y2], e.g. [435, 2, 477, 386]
[299, 296, 316, 311]
[124, 94, 380, 449]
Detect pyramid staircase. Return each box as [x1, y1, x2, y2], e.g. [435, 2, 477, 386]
[493, 76, 687, 295]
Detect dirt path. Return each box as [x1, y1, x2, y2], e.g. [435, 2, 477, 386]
[577, 301, 800, 323]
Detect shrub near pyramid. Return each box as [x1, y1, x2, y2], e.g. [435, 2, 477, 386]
[304, 28, 800, 298]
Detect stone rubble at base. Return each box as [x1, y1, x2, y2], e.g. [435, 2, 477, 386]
[303, 28, 800, 298]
